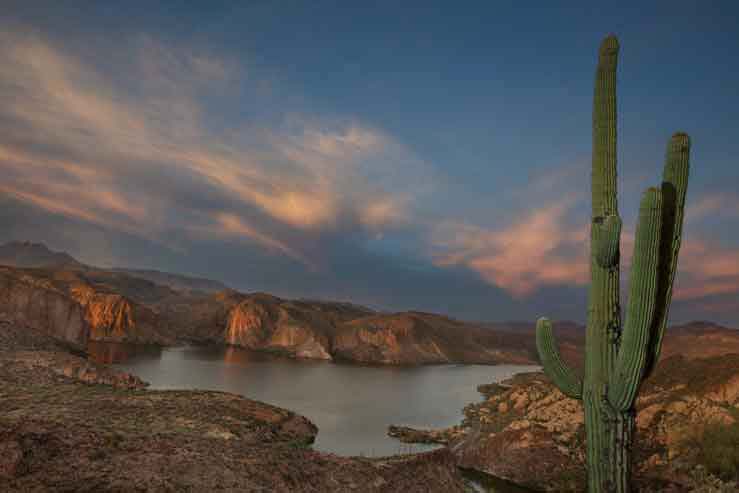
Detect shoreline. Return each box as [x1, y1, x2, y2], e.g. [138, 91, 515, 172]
[1, 323, 471, 491]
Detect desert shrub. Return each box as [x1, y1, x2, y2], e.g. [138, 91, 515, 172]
[681, 421, 739, 483]
[686, 465, 737, 493]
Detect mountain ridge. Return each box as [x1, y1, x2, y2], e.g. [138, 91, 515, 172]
[1, 241, 736, 366]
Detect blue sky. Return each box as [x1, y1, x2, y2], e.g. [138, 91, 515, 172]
[2, 1, 738, 325]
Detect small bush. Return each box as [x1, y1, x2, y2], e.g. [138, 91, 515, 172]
[681, 421, 739, 483]
[686, 465, 737, 493]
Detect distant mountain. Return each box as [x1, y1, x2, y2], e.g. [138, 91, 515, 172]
[0, 241, 86, 270]
[1, 241, 736, 366]
[0, 241, 230, 295]
[111, 268, 229, 294]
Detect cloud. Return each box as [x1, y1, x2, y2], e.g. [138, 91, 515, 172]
[431, 199, 589, 297]
[673, 238, 739, 301]
[685, 192, 739, 223]
[430, 190, 739, 309]
[209, 213, 312, 267]
[0, 27, 429, 265]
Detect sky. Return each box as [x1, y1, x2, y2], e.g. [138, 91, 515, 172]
[1, 1, 738, 326]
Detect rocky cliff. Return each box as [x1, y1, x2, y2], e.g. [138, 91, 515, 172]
[0, 266, 173, 345]
[216, 298, 536, 364]
[224, 297, 333, 360]
[0, 267, 88, 346]
[334, 312, 534, 365]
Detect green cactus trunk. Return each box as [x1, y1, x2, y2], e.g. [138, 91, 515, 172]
[535, 35, 691, 493]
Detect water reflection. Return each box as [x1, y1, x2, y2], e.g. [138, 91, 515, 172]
[461, 468, 538, 492]
[95, 342, 539, 458]
[87, 341, 162, 364]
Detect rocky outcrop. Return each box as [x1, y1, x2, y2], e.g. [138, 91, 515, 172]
[334, 312, 534, 365]
[220, 301, 540, 364]
[0, 267, 173, 345]
[390, 353, 739, 491]
[69, 284, 170, 344]
[334, 313, 452, 364]
[223, 295, 336, 360]
[0, 268, 88, 346]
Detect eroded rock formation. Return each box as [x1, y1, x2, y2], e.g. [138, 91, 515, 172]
[0, 268, 88, 346]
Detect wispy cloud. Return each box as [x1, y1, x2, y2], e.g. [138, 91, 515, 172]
[673, 238, 739, 301]
[0, 27, 430, 265]
[430, 185, 739, 310]
[431, 199, 589, 297]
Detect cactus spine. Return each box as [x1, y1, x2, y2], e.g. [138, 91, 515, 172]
[535, 35, 690, 493]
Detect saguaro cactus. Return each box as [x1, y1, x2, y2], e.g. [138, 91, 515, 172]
[536, 35, 690, 492]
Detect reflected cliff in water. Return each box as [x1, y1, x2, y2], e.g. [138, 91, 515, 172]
[88, 341, 163, 364]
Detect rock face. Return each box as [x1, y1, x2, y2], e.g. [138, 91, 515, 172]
[69, 284, 168, 344]
[224, 296, 333, 360]
[0, 268, 88, 346]
[219, 301, 539, 364]
[333, 312, 532, 365]
[0, 266, 173, 345]
[390, 352, 739, 491]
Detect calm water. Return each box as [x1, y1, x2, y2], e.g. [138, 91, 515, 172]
[89, 342, 539, 459]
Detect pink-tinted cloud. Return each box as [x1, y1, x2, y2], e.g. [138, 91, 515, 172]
[672, 237, 739, 301]
[431, 191, 739, 307]
[431, 200, 590, 297]
[0, 28, 429, 263]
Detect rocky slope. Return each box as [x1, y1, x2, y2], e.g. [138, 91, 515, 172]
[0, 241, 86, 270]
[389, 342, 739, 491]
[167, 292, 537, 364]
[0, 243, 548, 363]
[334, 312, 534, 365]
[111, 267, 230, 294]
[0, 320, 469, 492]
[0, 266, 175, 345]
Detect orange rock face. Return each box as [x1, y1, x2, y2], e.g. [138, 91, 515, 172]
[70, 287, 137, 341]
[224, 298, 333, 360]
[0, 268, 88, 346]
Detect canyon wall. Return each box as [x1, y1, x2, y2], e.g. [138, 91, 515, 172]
[0, 268, 88, 346]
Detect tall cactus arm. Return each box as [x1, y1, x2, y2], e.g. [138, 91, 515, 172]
[592, 35, 619, 218]
[608, 188, 663, 411]
[643, 132, 691, 378]
[593, 214, 622, 268]
[536, 317, 583, 399]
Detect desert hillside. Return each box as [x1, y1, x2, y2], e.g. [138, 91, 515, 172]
[390, 349, 739, 491]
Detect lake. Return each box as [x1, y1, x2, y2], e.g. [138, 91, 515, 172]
[88, 342, 539, 459]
